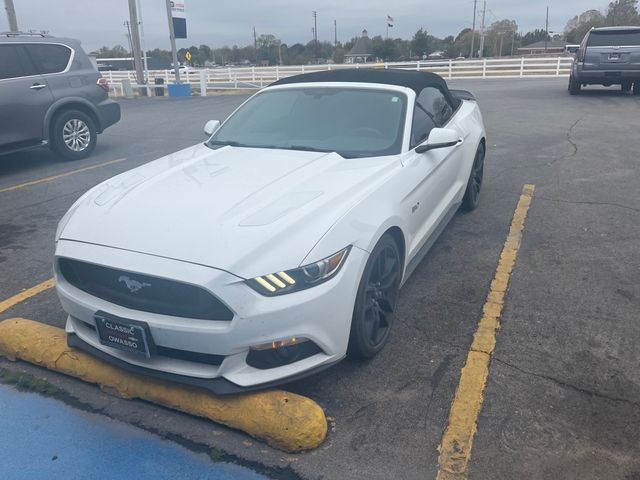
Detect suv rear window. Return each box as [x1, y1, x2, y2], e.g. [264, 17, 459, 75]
[587, 30, 640, 47]
[25, 44, 72, 74]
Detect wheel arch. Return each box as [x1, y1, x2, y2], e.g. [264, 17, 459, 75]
[45, 98, 102, 141]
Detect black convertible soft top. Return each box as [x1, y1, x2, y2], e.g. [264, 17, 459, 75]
[270, 69, 462, 107]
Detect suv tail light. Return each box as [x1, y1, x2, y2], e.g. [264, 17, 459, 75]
[577, 46, 586, 62]
[97, 77, 109, 92]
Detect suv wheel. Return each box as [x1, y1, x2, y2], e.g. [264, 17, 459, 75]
[622, 82, 632, 93]
[633, 82, 640, 96]
[51, 110, 97, 160]
[568, 76, 581, 95]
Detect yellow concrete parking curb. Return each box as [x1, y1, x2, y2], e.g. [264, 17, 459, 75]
[0, 318, 327, 452]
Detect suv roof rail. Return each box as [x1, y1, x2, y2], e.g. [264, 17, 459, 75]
[0, 30, 51, 37]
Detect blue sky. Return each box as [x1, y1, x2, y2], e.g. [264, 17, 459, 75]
[2, 0, 608, 51]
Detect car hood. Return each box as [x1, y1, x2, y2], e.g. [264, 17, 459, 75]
[60, 143, 398, 278]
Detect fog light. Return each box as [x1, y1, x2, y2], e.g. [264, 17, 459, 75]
[247, 337, 322, 370]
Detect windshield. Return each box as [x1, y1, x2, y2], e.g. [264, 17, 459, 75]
[207, 87, 407, 158]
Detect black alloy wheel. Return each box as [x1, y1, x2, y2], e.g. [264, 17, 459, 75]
[622, 82, 632, 93]
[348, 234, 401, 359]
[633, 82, 640, 96]
[461, 143, 485, 212]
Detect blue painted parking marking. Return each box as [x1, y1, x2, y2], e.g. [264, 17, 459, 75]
[0, 384, 267, 480]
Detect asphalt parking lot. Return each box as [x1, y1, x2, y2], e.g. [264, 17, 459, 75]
[1, 78, 639, 479]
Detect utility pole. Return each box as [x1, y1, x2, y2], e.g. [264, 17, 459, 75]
[334, 19, 337, 47]
[478, 0, 486, 58]
[544, 6, 549, 53]
[470, 0, 478, 58]
[136, 0, 149, 82]
[253, 26, 257, 63]
[479, 0, 487, 58]
[312, 11, 318, 58]
[164, 0, 180, 83]
[4, 0, 18, 32]
[127, 0, 144, 88]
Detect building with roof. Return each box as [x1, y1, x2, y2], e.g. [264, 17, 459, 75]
[517, 39, 569, 56]
[345, 29, 373, 63]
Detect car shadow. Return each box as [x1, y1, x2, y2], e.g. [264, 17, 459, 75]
[0, 147, 77, 178]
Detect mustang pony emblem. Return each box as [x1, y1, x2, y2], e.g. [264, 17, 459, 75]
[118, 275, 151, 293]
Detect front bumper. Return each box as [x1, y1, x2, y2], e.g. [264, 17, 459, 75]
[54, 239, 367, 393]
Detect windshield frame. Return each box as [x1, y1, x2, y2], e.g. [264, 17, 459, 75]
[206, 83, 410, 158]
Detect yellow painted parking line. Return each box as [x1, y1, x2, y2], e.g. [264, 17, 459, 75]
[0, 278, 55, 314]
[0, 157, 127, 194]
[436, 184, 535, 479]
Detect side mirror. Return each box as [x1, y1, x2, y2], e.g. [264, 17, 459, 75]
[204, 120, 221, 136]
[415, 128, 462, 153]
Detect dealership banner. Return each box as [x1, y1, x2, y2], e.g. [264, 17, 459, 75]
[171, 1, 187, 39]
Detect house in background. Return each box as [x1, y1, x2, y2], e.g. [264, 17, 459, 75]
[345, 29, 373, 63]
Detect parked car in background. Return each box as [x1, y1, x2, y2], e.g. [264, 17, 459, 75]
[54, 70, 486, 393]
[0, 32, 120, 160]
[569, 26, 640, 95]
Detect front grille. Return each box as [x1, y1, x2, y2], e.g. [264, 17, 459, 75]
[59, 258, 233, 321]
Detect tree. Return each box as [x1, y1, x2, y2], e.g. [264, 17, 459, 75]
[521, 29, 551, 46]
[485, 19, 518, 56]
[411, 28, 429, 58]
[372, 36, 400, 61]
[564, 10, 606, 43]
[606, 0, 640, 25]
[453, 29, 479, 57]
[91, 45, 129, 58]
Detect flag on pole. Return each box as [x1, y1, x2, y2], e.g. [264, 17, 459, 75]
[171, 1, 187, 39]
[387, 15, 394, 27]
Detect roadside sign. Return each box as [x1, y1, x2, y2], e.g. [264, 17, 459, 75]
[185, 51, 192, 61]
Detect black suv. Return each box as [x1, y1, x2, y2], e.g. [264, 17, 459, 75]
[0, 33, 121, 159]
[569, 26, 640, 95]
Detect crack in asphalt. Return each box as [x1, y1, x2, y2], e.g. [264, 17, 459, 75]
[532, 196, 640, 214]
[546, 116, 582, 166]
[493, 356, 640, 410]
[486, 187, 640, 215]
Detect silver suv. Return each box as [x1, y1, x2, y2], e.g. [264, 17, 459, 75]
[0, 33, 120, 160]
[569, 26, 640, 95]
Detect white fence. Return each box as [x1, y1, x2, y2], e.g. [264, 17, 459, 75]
[103, 56, 574, 96]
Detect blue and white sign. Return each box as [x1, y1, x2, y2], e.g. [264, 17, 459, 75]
[171, 1, 187, 39]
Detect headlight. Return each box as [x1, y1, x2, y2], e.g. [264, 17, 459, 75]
[247, 246, 351, 296]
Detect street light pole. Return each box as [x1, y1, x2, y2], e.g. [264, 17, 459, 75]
[544, 6, 549, 54]
[164, 0, 181, 83]
[4, 0, 18, 32]
[136, 0, 149, 82]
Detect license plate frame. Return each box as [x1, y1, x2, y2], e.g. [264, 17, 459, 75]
[94, 311, 154, 358]
[608, 53, 620, 60]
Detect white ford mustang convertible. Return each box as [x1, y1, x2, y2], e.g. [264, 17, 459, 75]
[54, 70, 486, 394]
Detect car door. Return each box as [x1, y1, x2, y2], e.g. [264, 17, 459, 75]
[0, 43, 54, 147]
[401, 86, 464, 262]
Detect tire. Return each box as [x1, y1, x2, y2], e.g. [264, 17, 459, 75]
[633, 82, 640, 96]
[347, 233, 402, 360]
[50, 109, 97, 160]
[461, 142, 485, 212]
[568, 76, 581, 95]
[622, 82, 632, 93]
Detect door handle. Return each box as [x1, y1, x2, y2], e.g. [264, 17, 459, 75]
[30, 83, 46, 90]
